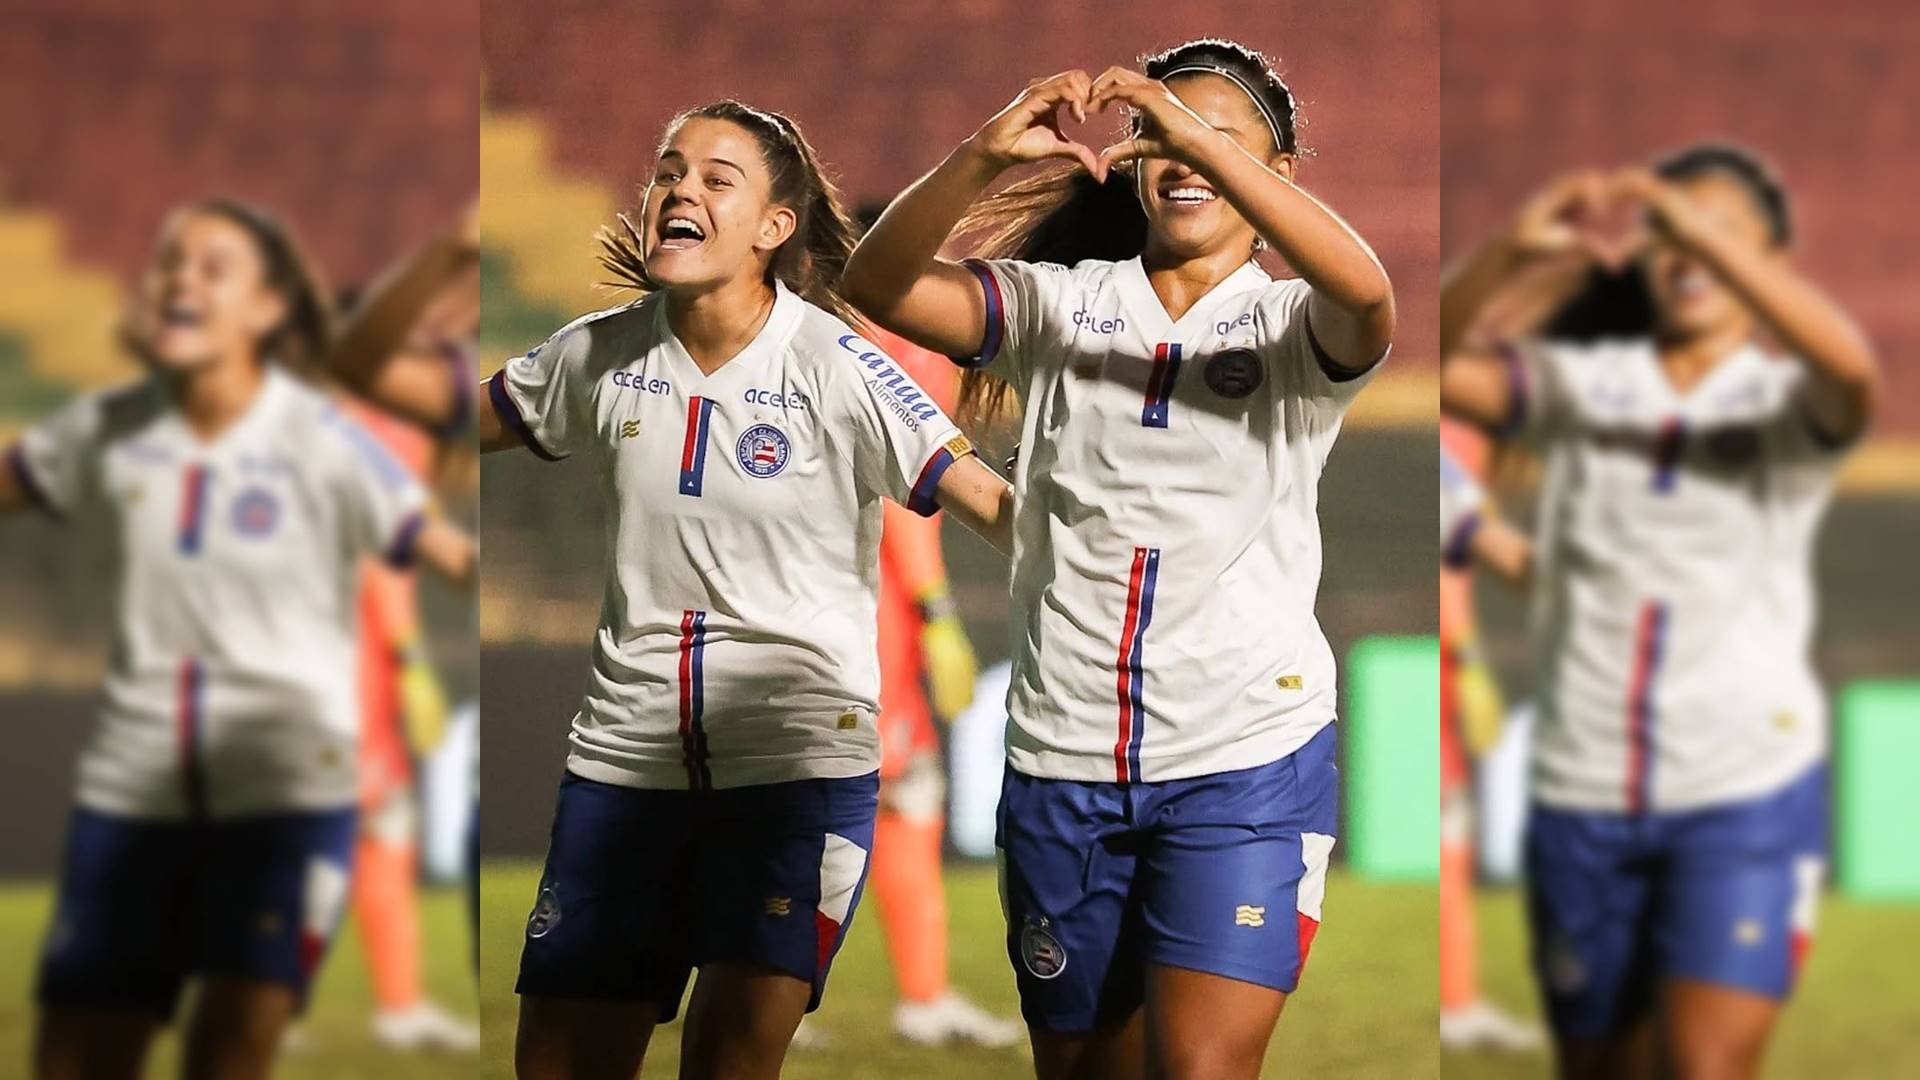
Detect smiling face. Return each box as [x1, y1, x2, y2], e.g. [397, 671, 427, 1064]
[136, 209, 287, 371]
[641, 116, 796, 292]
[1137, 71, 1290, 263]
[1643, 172, 1776, 341]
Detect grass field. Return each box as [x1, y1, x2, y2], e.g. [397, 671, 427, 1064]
[1445, 887, 1920, 1078]
[478, 859, 1438, 1079]
[0, 880, 479, 1079]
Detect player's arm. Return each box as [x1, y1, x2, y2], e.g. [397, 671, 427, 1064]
[1466, 511, 1533, 590]
[1441, 172, 1620, 432]
[328, 205, 480, 431]
[477, 385, 521, 453]
[843, 70, 1101, 358]
[1087, 68, 1392, 370]
[1615, 169, 1879, 443]
[932, 454, 1015, 558]
[410, 514, 476, 587]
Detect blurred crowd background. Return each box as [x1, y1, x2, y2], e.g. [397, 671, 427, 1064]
[1442, 0, 1920, 1075]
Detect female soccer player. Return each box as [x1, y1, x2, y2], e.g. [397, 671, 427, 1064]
[1439, 146, 1878, 1079]
[480, 101, 1014, 1080]
[843, 38, 1393, 1080]
[0, 199, 475, 1080]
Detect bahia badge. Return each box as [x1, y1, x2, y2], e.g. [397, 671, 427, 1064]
[1020, 916, 1068, 980]
[735, 424, 791, 478]
[527, 883, 562, 939]
[1203, 348, 1265, 399]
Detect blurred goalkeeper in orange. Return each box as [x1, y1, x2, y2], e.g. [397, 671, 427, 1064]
[858, 322, 1022, 1049]
[1438, 418, 1538, 1054]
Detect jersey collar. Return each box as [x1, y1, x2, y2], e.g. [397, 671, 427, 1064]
[656, 280, 804, 386]
[1112, 256, 1271, 342]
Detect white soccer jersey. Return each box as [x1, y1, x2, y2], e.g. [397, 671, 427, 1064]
[1504, 338, 1842, 812]
[490, 283, 971, 790]
[8, 366, 427, 820]
[963, 256, 1382, 783]
[1440, 442, 1486, 567]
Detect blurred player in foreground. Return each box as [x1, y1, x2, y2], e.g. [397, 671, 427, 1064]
[1437, 421, 1539, 1052]
[480, 101, 1014, 1079]
[1441, 145, 1878, 1079]
[846, 36, 1392, 1080]
[0, 199, 476, 1080]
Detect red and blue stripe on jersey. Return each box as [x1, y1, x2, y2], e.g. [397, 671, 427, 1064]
[907, 441, 962, 517]
[1112, 547, 1162, 782]
[177, 465, 210, 555]
[679, 397, 715, 497]
[1625, 600, 1668, 812]
[678, 609, 714, 789]
[1142, 344, 1183, 428]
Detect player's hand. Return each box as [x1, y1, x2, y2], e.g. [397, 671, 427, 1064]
[1453, 638, 1507, 758]
[965, 71, 1103, 180]
[399, 639, 450, 752]
[920, 613, 979, 722]
[1506, 171, 1640, 271]
[1609, 168, 1729, 256]
[1088, 67, 1225, 177]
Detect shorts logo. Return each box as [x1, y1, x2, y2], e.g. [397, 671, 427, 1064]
[1020, 917, 1068, 980]
[231, 487, 279, 537]
[735, 424, 791, 478]
[1545, 933, 1586, 993]
[1204, 348, 1265, 399]
[1734, 918, 1765, 947]
[1235, 904, 1266, 928]
[765, 897, 792, 916]
[527, 884, 562, 939]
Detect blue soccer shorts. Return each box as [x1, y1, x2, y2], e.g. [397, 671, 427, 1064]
[515, 770, 878, 1020]
[995, 722, 1339, 1031]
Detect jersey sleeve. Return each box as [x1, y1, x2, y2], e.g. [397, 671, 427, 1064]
[486, 320, 595, 460]
[1254, 278, 1387, 428]
[1489, 338, 1577, 445]
[1762, 362, 1861, 468]
[322, 408, 432, 568]
[8, 391, 105, 519]
[832, 332, 978, 517]
[1439, 443, 1487, 568]
[954, 258, 1071, 387]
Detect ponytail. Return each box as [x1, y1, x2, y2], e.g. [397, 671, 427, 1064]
[599, 100, 860, 325]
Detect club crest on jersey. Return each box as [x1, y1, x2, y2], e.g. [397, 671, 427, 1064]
[527, 884, 562, 939]
[1020, 917, 1068, 980]
[231, 487, 279, 537]
[735, 424, 791, 478]
[1204, 348, 1265, 399]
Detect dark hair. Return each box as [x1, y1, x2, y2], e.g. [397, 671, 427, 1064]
[953, 38, 1300, 428]
[132, 198, 336, 374]
[600, 100, 860, 324]
[1544, 143, 1791, 342]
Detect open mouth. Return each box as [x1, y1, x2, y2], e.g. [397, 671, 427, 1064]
[159, 302, 204, 329]
[1161, 186, 1217, 208]
[656, 215, 707, 251]
[1670, 265, 1712, 301]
